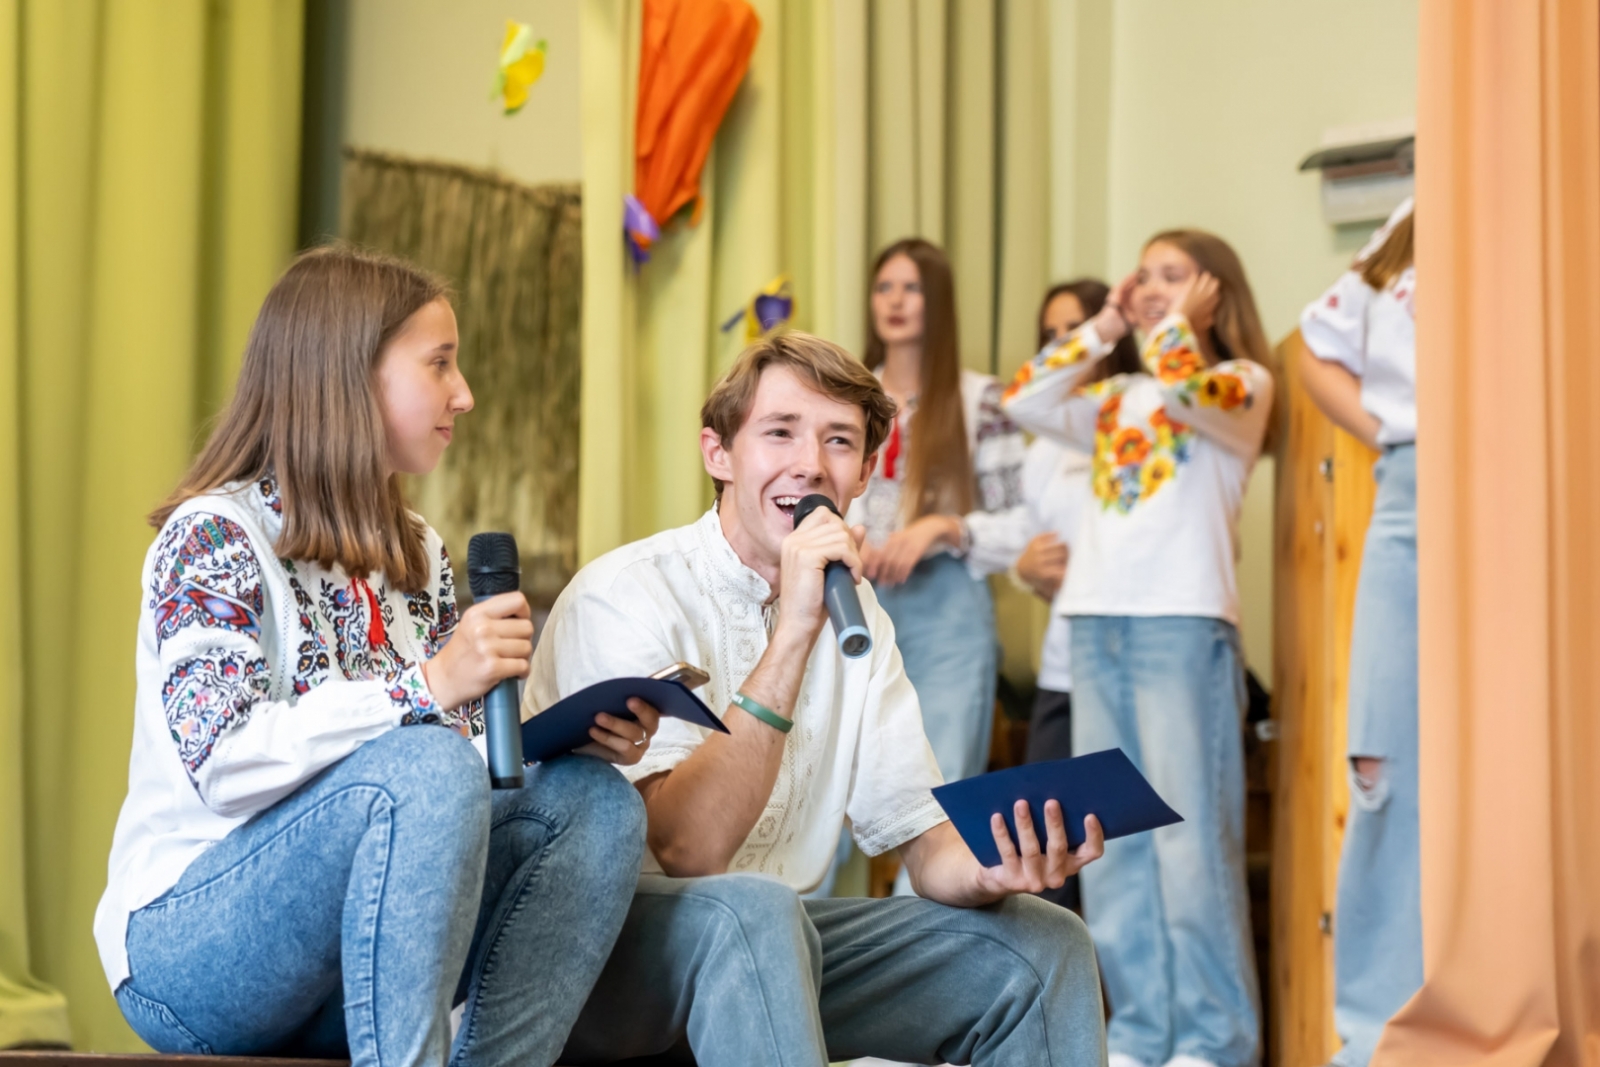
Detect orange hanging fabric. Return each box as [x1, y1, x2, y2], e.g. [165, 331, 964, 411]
[627, 0, 760, 258]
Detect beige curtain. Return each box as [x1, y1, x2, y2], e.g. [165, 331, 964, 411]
[578, 0, 1054, 566]
[0, 0, 304, 1049]
[339, 151, 584, 602]
[1373, 2, 1600, 1064]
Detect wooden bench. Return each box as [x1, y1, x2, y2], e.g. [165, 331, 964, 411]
[0, 1051, 687, 1066]
[0, 1056, 346, 1067]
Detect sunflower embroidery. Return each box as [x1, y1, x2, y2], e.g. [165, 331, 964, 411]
[1155, 345, 1205, 384]
[1176, 370, 1252, 411]
[1003, 333, 1094, 403]
[1090, 389, 1193, 514]
[1112, 427, 1151, 467]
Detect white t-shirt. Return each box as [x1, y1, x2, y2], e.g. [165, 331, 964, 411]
[523, 508, 949, 890]
[1002, 315, 1273, 627]
[1299, 266, 1416, 446]
[1016, 439, 1091, 692]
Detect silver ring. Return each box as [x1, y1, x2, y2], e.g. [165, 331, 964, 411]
[633, 735, 648, 747]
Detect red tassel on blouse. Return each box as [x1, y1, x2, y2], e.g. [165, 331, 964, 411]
[883, 418, 902, 479]
[353, 578, 386, 650]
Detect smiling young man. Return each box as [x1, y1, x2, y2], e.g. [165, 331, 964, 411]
[527, 332, 1108, 1067]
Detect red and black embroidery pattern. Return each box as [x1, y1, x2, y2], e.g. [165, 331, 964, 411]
[150, 515, 263, 647]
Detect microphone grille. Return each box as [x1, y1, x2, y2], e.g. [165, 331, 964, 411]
[791, 493, 839, 529]
[466, 532, 520, 598]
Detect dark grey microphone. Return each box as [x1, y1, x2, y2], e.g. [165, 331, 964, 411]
[466, 532, 524, 789]
[791, 494, 872, 659]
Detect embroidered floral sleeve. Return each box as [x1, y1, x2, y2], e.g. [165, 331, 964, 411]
[150, 510, 444, 819]
[426, 544, 484, 736]
[150, 515, 274, 785]
[1299, 269, 1372, 375]
[963, 380, 1032, 577]
[1142, 313, 1274, 461]
[1001, 324, 1115, 452]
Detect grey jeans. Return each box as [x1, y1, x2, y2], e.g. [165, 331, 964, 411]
[560, 873, 1107, 1066]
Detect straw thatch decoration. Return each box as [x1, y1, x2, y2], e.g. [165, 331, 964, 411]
[340, 148, 582, 600]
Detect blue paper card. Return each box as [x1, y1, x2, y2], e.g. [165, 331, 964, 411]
[931, 748, 1183, 867]
[520, 677, 730, 765]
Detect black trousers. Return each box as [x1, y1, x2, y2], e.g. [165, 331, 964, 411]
[1026, 687, 1081, 912]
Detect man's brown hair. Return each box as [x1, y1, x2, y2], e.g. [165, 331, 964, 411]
[150, 244, 449, 594]
[701, 331, 897, 496]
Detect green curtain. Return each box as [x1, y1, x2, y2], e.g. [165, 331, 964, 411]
[578, 0, 1055, 675]
[340, 149, 584, 603]
[0, 0, 304, 1049]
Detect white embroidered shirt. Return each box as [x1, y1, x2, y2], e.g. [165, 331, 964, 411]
[846, 369, 1029, 578]
[94, 477, 465, 991]
[523, 508, 949, 890]
[1002, 314, 1274, 626]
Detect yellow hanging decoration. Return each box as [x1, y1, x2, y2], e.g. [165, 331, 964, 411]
[720, 275, 796, 341]
[492, 20, 547, 115]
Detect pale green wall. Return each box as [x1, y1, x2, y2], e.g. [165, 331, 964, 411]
[343, 0, 582, 186]
[1061, 0, 1419, 680]
[338, 0, 1418, 685]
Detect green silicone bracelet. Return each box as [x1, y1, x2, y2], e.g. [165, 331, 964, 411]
[732, 691, 793, 734]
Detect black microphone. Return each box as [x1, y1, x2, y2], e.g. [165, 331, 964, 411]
[466, 532, 525, 789]
[791, 494, 872, 659]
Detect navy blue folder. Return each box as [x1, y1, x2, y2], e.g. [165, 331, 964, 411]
[931, 748, 1183, 867]
[520, 677, 730, 764]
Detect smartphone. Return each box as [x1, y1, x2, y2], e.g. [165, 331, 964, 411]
[650, 661, 710, 690]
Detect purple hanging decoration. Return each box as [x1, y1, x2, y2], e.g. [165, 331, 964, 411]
[623, 194, 660, 264]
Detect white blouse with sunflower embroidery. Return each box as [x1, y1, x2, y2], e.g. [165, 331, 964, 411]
[95, 476, 471, 992]
[1001, 313, 1273, 626]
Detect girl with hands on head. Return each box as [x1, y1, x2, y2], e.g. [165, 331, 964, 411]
[1004, 231, 1276, 1067]
[96, 246, 646, 1067]
[1012, 278, 1142, 913]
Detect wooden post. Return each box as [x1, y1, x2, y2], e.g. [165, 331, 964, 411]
[1269, 330, 1378, 1066]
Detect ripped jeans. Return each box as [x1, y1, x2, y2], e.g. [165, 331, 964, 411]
[1332, 443, 1422, 1067]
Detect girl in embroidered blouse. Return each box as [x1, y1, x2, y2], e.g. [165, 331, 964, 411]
[1012, 278, 1141, 914]
[1298, 200, 1420, 1067]
[97, 246, 651, 1067]
[845, 239, 1027, 834]
[1003, 231, 1274, 1067]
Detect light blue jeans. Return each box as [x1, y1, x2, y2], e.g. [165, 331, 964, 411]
[1332, 444, 1422, 1067]
[1071, 615, 1260, 1067]
[875, 551, 998, 785]
[876, 552, 999, 895]
[559, 873, 1107, 1066]
[115, 727, 646, 1067]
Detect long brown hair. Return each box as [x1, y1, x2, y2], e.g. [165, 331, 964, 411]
[863, 238, 973, 518]
[1037, 278, 1142, 378]
[151, 245, 448, 594]
[1358, 212, 1414, 291]
[1144, 230, 1276, 449]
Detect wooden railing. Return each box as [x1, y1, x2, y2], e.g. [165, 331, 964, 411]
[1268, 329, 1378, 1066]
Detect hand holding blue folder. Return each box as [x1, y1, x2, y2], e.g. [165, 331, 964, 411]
[931, 748, 1182, 867]
[520, 677, 730, 764]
